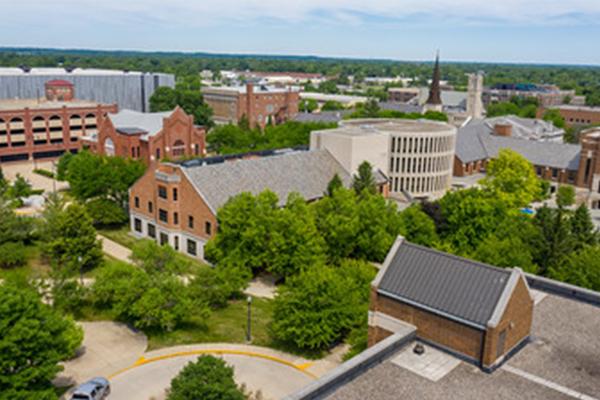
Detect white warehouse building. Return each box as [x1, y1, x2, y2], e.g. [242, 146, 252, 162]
[310, 119, 457, 200]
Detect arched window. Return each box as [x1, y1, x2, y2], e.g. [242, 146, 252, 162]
[172, 140, 186, 157]
[104, 138, 115, 156]
[9, 117, 24, 134]
[0, 118, 6, 135]
[84, 113, 97, 130]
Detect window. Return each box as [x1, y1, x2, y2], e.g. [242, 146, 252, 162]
[134, 196, 140, 208]
[174, 212, 179, 224]
[188, 215, 194, 229]
[134, 218, 142, 232]
[160, 232, 168, 245]
[552, 168, 559, 179]
[187, 239, 197, 256]
[205, 221, 212, 235]
[158, 185, 167, 199]
[174, 236, 179, 250]
[147, 223, 156, 238]
[156, 148, 161, 160]
[159, 209, 168, 223]
[148, 201, 153, 213]
[173, 188, 178, 201]
[195, 144, 199, 155]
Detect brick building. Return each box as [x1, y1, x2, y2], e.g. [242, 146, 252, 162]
[82, 107, 205, 165]
[368, 236, 533, 370]
[539, 105, 600, 127]
[0, 80, 116, 163]
[202, 83, 299, 128]
[482, 84, 578, 108]
[128, 149, 387, 259]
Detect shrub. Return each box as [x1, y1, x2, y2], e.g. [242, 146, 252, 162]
[188, 266, 248, 309]
[33, 169, 55, 179]
[0, 242, 27, 269]
[167, 355, 245, 400]
[85, 198, 128, 227]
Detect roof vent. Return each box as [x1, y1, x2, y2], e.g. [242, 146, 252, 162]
[64, 66, 76, 73]
[413, 343, 425, 355]
[19, 65, 31, 73]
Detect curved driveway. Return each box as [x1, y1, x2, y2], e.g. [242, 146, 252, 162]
[108, 344, 316, 400]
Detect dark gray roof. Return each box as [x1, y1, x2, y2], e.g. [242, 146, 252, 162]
[456, 118, 581, 170]
[379, 102, 423, 114]
[377, 241, 511, 329]
[116, 127, 148, 136]
[182, 150, 366, 213]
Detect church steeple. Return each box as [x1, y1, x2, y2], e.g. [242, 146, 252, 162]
[426, 51, 442, 106]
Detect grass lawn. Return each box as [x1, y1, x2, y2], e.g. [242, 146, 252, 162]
[98, 225, 139, 249]
[146, 297, 274, 350]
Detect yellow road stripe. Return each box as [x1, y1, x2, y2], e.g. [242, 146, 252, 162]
[108, 349, 318, 380]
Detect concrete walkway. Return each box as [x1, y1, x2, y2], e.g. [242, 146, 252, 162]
[97, 234, 132, 262]
[108, 343, 333, 400]
[245, 274, 277, 299]
[2, 160, 68, 193]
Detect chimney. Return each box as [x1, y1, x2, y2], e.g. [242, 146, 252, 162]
[246, 82, 255, 127]
[494, 123, 512, 137]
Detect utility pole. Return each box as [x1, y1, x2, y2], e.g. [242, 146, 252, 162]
[246, 296, 252, 342]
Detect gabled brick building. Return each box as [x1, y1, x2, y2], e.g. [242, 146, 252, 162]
[128, 149, 387, 259]
[82, 107, 205, 164]
[369, 236, 533, 370]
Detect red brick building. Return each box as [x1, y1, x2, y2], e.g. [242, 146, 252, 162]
[202, 83, 299, 129]
[82, 107, 206, 165]
[369, 237, 533, 370]
[0, 80, 116, 163]
[538, 105, 600, 127]
[128, 150, 385, 259]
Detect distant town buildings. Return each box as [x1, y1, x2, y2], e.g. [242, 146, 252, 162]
[202, 83, 299, 129]
[82, 107, 205, 165]
[217, 70, 325, 87]
[369, 237, 533, 370]
[0, 67, 174, 112]
[0, 79, 116, 163]
[311, 119, 457, 200]
[299, 92, 368, 108]
[482, 83, 582, 108]
[128, 149, 387, 259]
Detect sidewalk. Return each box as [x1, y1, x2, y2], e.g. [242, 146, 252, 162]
[97, 234, 132, 262]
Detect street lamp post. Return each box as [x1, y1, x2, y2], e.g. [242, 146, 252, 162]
[246, 296, 252, 342]
[78, 256, 83, 286]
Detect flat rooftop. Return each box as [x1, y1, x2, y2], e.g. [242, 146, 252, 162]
[555, 105, 600, 112]
[202, 85, 297, 95]
[0, 98, 102, 111]
[0, 67, 169, 76]
[338, 118, 455, 134]
[326, 292, 600, 400]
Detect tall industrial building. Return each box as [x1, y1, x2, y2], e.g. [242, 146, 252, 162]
[0, 67, 175, 112]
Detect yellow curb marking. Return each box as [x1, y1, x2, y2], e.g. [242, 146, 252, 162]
[108, 349, 318, 380]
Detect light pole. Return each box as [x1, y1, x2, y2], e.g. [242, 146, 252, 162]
[78, 256, 83, 286]
[246, 296, 252, 342]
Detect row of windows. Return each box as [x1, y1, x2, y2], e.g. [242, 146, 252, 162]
[157, 186, 178, 201]
[568, 117, 594, 124]
[389, 155, 451, 175]
[0, 114, 96, 133]
[392, 175, 448, 194]
[534, 166, 576, 183]
[390, 135, 454, 155]
[134, 196, 212, 235]
[134, 219, 199, 256]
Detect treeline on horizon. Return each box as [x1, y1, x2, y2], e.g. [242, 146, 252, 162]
[1, 47, 600, 104]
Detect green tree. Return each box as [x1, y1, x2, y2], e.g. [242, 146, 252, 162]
[480, 149, 542, 207]
[570, 204, 598, 250]
[8, 174, 32, 199]
[188, 266, 246, 309]
[399, 205, 439, 247]
[321, 100, 345, 111]
[352, 161, 377, 195]
[0, 282, 83, 399]
[0, 242, 27, 269]
[556, 185, 575, 209]
[313, 188, 360, 262]
[131, 239, 190, 275]
[298, 98, 318, 113]
[55, 152, 74, 181]
[272, 261, 375, 351]
[44, 203, 103, 277]
[549, 246, 600, 291]
[326, 174, 343, 196]
[354, 193, 402, 262]
[363, 98, 380, 117]
[0, 198, 36, 245]
[85, 198, 128, 227]
[167, 356, 245, 400]
[152, 76, 214, 127]
[543, 109, 566, 129]
[532, 205, 573, 274]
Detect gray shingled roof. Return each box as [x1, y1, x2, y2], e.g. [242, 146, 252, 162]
[109, 109, 173, 139]
[182, 150, 376, 213]
[377, 241, 511, 329]
[294, 111, 349, 123]
[456, 117, 581, 170]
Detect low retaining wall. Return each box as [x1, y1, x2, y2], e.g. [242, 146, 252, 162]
[525, 273, 600, 307]
[285, 327, 416, 400]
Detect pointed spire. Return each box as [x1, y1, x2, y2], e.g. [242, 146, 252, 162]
[426, 51, 442, 106]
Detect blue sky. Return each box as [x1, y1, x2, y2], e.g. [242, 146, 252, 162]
[1, 0, 600, 65]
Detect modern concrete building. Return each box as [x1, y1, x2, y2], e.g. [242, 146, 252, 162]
[82, 107, 206, 165]
[0, 81, 116, 163]
[311, 119, 457, 200]
[0, 67, 174, 112]
[202, 83, 299, 128]
[369, 237, 533, 370]
[128, 149, 387, 259]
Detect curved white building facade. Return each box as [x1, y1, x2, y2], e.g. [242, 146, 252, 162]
[311, 118, 457, 199]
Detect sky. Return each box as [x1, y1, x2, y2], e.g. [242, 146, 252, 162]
[2, 0, 600, 65]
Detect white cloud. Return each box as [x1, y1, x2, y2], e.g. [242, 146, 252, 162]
[6, 0, 600, 26]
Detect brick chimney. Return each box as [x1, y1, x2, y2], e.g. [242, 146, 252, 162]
[494, 123, 513, 137]
[246, 82, 255, 127]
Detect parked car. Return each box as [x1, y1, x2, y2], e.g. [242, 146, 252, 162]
[70, 377, 111, 400]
